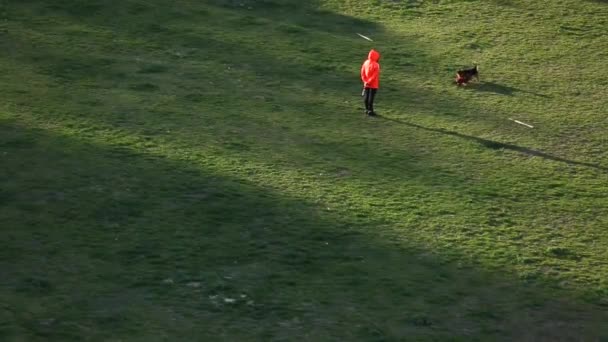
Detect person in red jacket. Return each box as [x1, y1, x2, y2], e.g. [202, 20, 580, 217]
[360, 49, 381, 116]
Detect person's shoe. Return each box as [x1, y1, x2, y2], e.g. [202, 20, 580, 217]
[368, 111, 377, 117]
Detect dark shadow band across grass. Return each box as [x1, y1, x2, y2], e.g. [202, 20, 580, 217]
[1, 121, 608, 340]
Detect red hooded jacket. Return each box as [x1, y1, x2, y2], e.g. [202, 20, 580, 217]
[361, 49, 380, 89]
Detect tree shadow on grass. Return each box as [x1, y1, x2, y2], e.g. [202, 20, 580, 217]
[4, 0, 383, 100]
[379, 116, 608, 172]
[205, 0, 381, 36]
[1, 121, 607, 340]
[13, 0, 381, 39]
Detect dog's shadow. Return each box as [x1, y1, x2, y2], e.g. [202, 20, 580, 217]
[469, 81, 550, 98]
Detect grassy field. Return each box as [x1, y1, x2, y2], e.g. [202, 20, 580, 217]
[1, 0, 608, 340]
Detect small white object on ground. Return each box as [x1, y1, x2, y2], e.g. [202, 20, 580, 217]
[356, 33, 373, 41]
[508, 118, 534, 128]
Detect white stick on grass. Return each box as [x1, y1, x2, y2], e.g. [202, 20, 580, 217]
[356, 33, 373, 41]
[508, 118, 534, 128]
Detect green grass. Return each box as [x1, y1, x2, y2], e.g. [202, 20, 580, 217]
[1, 0, 608, 340]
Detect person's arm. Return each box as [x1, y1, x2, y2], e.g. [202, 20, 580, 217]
[364, 64, 379, 87]
[361, 63, 368, 87]
[361, 63, 378, 87]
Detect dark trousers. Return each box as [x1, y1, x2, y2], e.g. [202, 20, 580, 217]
[363, 87, 377, 114]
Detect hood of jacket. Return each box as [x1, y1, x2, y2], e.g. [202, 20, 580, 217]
[368, 49, 380, 62]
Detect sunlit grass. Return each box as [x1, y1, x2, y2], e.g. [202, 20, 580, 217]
[1, 0, 608, 339]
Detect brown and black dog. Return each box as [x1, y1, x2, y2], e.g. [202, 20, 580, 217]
[455, 65, 479, 86]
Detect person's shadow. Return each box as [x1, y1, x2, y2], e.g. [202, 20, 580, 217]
[379, 116, 607, 172]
